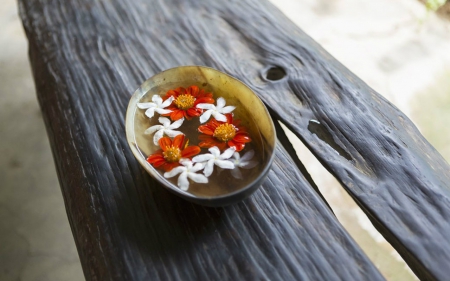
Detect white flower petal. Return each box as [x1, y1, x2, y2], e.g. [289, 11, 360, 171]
[152, 95, 163, 103]
[240, 150, 255, 162]
[158, 117, 171, 127]
[212, 111, 227, 122]
[153, 129, 164, 145]
[188, 172, 208, 184]
[170, 118, 184, 129]
[220, 147, 236, 159]
[193, 154, 214, 163]
[203, 160, 215, 177]
[164, 166, 185, 178]
[199, 109, 213, 123]
[179, 159, 193, 168]
[241, 160, 258, 169]
[161, 96, 174, 107]
[164, 130, 183, 138]
[216, 97, 226, 109]
[145, 108, 156, 118]
[215, 160, 235, 170]
[233, 152, 241, 161]
[191, 162, 206, 172]
[196, 103, 215, 110]
[231, 168, 243, 179]
[154, 108, 172, 115]
[137, 102, 155, 109]
[144, 125, 162, 135]
[178, 172, 189, 191]
[221, 106, 235, 114]
[208, 146, 221, 157]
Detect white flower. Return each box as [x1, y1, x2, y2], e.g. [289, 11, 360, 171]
[137, 95, 174, 118]
[144, 117, 184, 145]
[164, 159, 208, 191]
[197, 97, 235, 123]
[231, 150, 258, 179]
[192, 146, 235, 177]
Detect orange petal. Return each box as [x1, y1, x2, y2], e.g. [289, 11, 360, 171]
[188, 85, 199, 97]
[158, 137, 172, 150]
[199, 136, 227, 150]
[161, 106, 175, 116]
[199, 142, 212, 149]
[198, 134, 213, 141]
[228, 140, 245, 152]
[187, 108, 201, 118]
[198, 125, 214, 135]
[165, 90, 175, 97]
[195, 97, 214, 104]
[198, 136, 218, 148]
[198, 92, 213, 100]
[234, 133, 252, 143]
[216, 142, 228, 151]
[165, 89, 180, 100]
[147, 153, 165, 167]
[210, 118, 222, 127]
[170, 109, 185, 121]
[225, 113, 233, 124]
[175, 87, 186, 95]
[182, 146, 201, 158]
[163, 162, 180, 172]
[172, 134, 185, 149]
[151, 160, 166, 168]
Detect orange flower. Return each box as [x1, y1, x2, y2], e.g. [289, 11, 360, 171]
[198, 114, 251, 152]
[147, 135, 200, 172]
[163, 85, 214, 121]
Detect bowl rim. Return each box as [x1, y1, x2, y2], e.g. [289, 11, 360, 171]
[125, 65, 277, 202]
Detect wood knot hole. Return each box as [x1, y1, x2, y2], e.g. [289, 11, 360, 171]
[265, 66, 286, 81]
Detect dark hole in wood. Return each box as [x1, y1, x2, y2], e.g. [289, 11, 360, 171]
[308, 120, 352, 161]
[265, 66, 286, 81]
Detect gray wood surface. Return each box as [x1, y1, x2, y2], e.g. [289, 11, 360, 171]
[19, 0, 450, 280]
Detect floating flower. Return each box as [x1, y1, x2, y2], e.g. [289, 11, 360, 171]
[144, 117, 184, 145]
[147, 135, 200, 172]
[137, 95, 174, 118]
[163, 85, 214, 121]
[198, 113, 251, 152]
[164, 159, 208, 191]
[230, 150, 258, 179]
[192, 147, 235, 177]
[197, 97, 235, 123]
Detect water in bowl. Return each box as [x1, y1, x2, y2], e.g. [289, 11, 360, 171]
[133, 82, 266, 197]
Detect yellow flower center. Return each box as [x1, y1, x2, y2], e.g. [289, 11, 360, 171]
[163, 146, 181, 162]
[213, 124, 236, 142]
[174, 94, 195, 110]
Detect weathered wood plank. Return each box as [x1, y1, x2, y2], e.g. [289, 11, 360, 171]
[223, 3, 450, 281]
[20, 0, 450, 279]
[18, 0, 386, 280]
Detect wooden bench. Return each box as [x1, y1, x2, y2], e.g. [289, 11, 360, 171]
[19, 0, 450, 280]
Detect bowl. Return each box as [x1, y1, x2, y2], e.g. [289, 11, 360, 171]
[125, 66, 276, 207]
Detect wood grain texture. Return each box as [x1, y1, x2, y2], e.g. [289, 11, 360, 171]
[19, 0, 384, 280]
[19, 0, 450, 280]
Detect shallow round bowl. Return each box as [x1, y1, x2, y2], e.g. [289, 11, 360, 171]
[125, 66, 276, 207]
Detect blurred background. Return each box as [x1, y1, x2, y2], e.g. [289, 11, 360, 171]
[1, 0, 449, 280]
